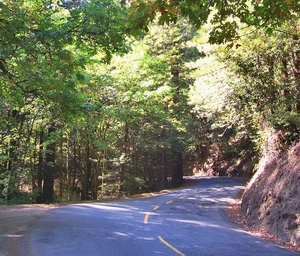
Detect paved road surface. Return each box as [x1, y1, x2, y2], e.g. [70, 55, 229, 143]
[21, 177, 299, 256]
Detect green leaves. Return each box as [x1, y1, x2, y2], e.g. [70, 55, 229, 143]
[126, 0, 300, 44]
[70, 0, 131, 62]
[250, 0, 300, 27]
[209, 21, 240, 44]
[216, 20, 300, 146]
[0, 0, 134, 120]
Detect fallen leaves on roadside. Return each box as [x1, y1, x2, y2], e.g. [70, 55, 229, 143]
[226, 198, 300, 253]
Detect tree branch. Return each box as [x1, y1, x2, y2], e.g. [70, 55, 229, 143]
[0, 58, 38, 95]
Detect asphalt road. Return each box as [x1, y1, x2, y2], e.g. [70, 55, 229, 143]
[21, 177, 299, 256]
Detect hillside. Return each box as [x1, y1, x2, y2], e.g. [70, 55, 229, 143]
[241, 140, 300, 246]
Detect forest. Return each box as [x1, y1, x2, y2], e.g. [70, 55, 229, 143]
[0, 0, 299, 204]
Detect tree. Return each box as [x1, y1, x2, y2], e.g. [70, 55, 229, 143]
[104, 18, 201, 192]
[0, 0, 133, 203]
[124, 0, 300, 44]
[213, 19, 300, 176]
[4, 0, 297, 204]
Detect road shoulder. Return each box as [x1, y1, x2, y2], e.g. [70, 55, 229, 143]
[0, 204, 56, 256]
[226, 191, 300, 254]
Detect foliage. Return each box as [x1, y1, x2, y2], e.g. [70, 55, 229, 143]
[124, 0, 300, 44]
[0, 0, 133, 203]
[102, 18, 199, 193]
[1, 0, 298, 204]
[187, 29, 256, 176]
[3, 191, 37, 205]
[0, 4, 206, 202]
[215, 20, 300, 150]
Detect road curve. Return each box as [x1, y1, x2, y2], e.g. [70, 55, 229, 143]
[21, 177, 299, 256]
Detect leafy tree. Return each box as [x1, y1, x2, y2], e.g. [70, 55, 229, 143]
[185, 24, 261, 177]
[4, 0, 298, 204]
[200, 19, 300, 179]
[124, 0, 300, 44]
[0, 0, 133, 203]
[217, 20, 300, 143]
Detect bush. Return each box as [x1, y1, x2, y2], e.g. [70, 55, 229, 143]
[271, 111, 300, 142]
[6, 191, 37, 205]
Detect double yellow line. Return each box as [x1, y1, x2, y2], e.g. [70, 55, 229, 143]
[158, 236, 185, 256]
[143, 200, 185, 256]
[144, 213, 150, 224]
[144, 205, 160, 224]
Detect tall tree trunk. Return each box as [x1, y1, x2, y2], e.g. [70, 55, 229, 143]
[81, 139, 91, 201]
[66, 133, 71, 201]
[172, 152, 183, 187]
[119, 123, 129, 195]
[31, 133, 38, 193]
[101, 149, 108, 196]
[77, 143, 82, 199]
[7, 138, 16, 200]
[72, 131, 78, 199]
[282, 57, 291, 111]
[161, 146, 166, 189]
[36, 130, 44, 203]
[92, 160, 98, 200]
[43, 125, 56, 203]
[6, 110, 25, 199]
[59, 136, 63, 200]
[292, 34, 300, 111]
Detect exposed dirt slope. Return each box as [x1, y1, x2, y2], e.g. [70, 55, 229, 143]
[241, 141, 300, 246]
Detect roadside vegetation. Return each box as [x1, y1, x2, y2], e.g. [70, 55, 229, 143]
[0, 0, 299, 208]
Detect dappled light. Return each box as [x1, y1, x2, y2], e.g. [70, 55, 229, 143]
[171, 218, 221, 229]
[0, 0, 299, 254]
[73, 203, 136, 212]
[3, 177, 297, 255]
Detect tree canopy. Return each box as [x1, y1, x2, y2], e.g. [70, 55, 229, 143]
[0, 0, 299, 204]
[124, 0, 300, 43]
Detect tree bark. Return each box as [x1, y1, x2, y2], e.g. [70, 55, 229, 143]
[281, 57, 291, 111]
[43, 125, 56, 203]
[292, 34, 300, 111]
[172, 152, 183, 188]
[36, 130, 44, 203]
[119, 123, 129, 195]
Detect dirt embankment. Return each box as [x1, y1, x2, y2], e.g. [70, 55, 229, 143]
[241, 140, 300, 246]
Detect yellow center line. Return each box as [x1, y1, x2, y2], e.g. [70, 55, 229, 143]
[166, 200, 173, 204]
[153, 206, 160, 211]
[144, 213, 149, 224]
[158, 236, 185, 256]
